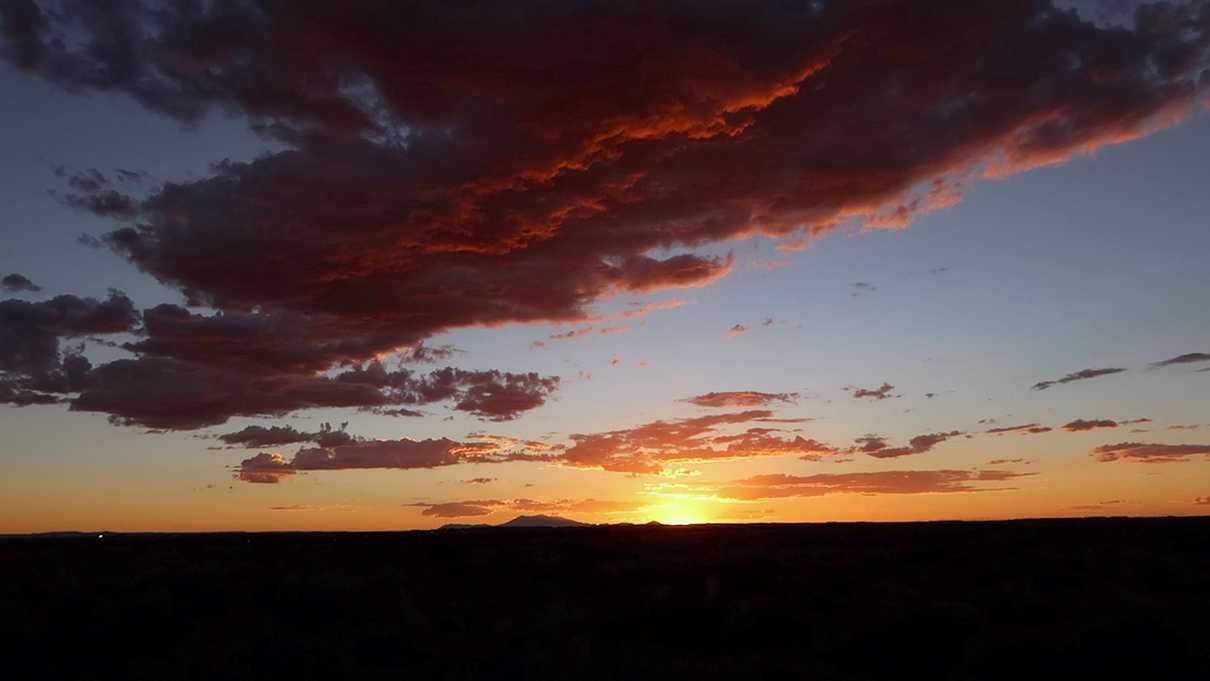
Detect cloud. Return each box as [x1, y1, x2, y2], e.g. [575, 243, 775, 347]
[218, 422, 353, 448]
[1195, 496, 1210, 506]
[985, 423, 1053, 435]
[715, 469, 1034, 500]
[410, 496, 643, 518]
[849, 430, 962, 458]
[1092, 442, 1210, 463]
[237, 435, 546, 483]
[70, 358, 558, 429]
[1, 291, 138, 405]
[1031, 367, 1126, 391]
[849, 282, 877, 296]
[398, 343, 462, 364]
[3, 0, 1208, 434]
[1062, 418, 1119, 432]
[851, 383, 896, 400]
[1151, 352, 1210, 368]
[416, 501, 501, 518]
[1, 274, 40, 293]
[560, 410, 835, 474]
[987, 458, 1032, 465]
[682, 391, 800, 408]
[549, 327, 595, 342]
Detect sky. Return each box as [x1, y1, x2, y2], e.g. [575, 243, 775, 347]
[1, 0, 1208, 532]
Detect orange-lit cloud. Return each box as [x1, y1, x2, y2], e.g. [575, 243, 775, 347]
[714, 469, 1034, 500]
[1092, 442, 1210, 463]
[1062, 419, 1119, 432]
[3, 0, 1207, 442]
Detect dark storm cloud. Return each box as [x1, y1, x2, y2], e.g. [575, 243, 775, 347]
[1, 274, 40, 292]
[682, 391, 800, 408]
[3, 0, 1208, 431]
[1151, 352, 1210, 367]
[1031, 367, 1127, 391]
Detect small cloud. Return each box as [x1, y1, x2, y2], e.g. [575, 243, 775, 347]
[1031, 367, 1126, 391]
[1092, 442, 1210, 463]
[683, 391, 800, 408]
[851, 383, 896, 400]
[986, 423, 1052, 435]
[1062, 418, 1118, 432]
[849, 282, 877, 297]
[1151, 353, 1210, 368]
[2, 273, 41, 293]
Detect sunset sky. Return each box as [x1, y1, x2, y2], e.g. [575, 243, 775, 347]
[1, 0, 1208, 532]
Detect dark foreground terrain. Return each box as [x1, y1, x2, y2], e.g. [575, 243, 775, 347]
[3, 517, 1210, 680]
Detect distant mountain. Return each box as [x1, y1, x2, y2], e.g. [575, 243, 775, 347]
[499, 514, 589, 528]
[438, 514, 589, 530]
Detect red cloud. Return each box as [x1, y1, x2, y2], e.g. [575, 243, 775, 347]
[4, 1, 1207, 433]
[1092, 442, 1210, 463]
[561, 410, 835, 475]
[1062, 419, 1119, 432]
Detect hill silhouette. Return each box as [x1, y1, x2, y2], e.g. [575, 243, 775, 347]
[3, 517, 1209, 678]
[440, 514, 589, 530]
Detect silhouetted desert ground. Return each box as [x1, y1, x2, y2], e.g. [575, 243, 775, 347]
[4, 517, 1210, 680]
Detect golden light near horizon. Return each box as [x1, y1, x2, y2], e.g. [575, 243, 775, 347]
[650, 500, 711, 526]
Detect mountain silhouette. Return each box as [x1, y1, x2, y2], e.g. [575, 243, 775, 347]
[439, 514, 589, 530]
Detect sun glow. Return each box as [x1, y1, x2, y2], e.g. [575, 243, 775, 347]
[652, 502, 709, 526]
